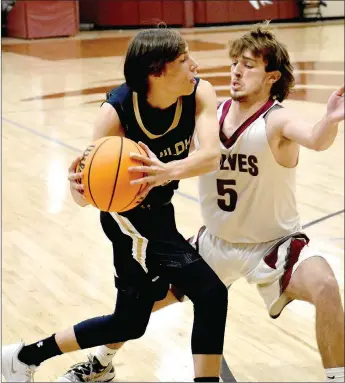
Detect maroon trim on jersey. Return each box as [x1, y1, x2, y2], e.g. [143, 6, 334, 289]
[218, 99, 232, 126]
[220, 98, 275, 148]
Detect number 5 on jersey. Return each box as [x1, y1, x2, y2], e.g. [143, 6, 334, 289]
[217, 179, 238, 212]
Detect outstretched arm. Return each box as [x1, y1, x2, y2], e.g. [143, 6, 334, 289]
[272, 85, 344, 151]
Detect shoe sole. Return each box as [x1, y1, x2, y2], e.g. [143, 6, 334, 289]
[56, 372, 116, 382]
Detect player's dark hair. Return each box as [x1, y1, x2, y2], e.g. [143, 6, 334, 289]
[124, 28, 187, 95]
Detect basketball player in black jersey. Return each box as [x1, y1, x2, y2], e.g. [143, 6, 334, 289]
[2, 28, 228, 383]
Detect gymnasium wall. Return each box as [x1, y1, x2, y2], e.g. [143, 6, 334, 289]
[5, 0, 343, 39]
[321, 0, 344, 18]
[78, 0, 300, 27]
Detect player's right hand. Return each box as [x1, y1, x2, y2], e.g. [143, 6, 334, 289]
[68, 156, 89, 207]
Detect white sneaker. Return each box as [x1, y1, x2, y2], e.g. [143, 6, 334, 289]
[2, 342, 37, 382]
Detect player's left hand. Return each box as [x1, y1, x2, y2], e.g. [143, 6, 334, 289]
[326, 84, 344, 124]
[128, 141, 172, 198]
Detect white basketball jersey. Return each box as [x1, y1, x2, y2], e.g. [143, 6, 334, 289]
[198, 99, 301, 243]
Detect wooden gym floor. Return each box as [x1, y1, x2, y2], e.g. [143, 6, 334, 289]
[2, 20, 344, 382]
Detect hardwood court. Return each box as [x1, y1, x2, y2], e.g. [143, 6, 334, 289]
[2, 20, 344, 382]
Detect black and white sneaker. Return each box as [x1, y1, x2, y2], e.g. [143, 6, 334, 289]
[56, 354, 115, 382]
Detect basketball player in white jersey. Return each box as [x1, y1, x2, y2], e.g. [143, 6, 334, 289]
[57, 23, 344, 383]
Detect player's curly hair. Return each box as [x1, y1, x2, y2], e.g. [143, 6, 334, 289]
[228, 21, 295, 102]
[124, 28, 186, 95]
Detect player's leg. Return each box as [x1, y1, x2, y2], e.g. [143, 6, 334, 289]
[2, 282, 156, 383]
[163, 226, 238, 381]
[102, 288, 179, 348]
[60, 228, 212, 382]
[54, 276, 178, 383]
[284, 254, 344, 381]
[101, 207, 228, 382]
[102, 288, 179, 349]
[255, 234, 344, 382]
[57, 220, 228, 383]
[165, 260, 228, 380]
[154, 232, 228, 381]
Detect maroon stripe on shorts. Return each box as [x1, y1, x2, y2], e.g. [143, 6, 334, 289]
[188, 225, 206, 253]
[280, 238, 308, 293]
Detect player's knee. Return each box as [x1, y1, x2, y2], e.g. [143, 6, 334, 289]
[106, 314, 148, 342]
[193, 280, 228, 315]
[206, 281, 228, 314]
[299, 258, 341, 306]
[312, 273, 340, 306]
[120, 321, 147, 341]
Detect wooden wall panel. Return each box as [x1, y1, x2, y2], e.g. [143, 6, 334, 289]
[278, 0, 299, 19]
[251, 1, 280, 21]
[162, 0, 184, 25]
[96, 0, 139, 26]
[79, 0, 96, 24]
[92, 0, 299, 28]
[138, 1, 163, 26]
[194, 0, 206, 24]
[228, 1, 255, 23]
[205, 0, 229, 24]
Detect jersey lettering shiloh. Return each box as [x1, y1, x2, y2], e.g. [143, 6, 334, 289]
[105, 78, 200, 209]
[198, 99, 301, 243]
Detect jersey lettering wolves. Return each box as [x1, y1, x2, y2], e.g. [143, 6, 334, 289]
[198, 99, 301, 243]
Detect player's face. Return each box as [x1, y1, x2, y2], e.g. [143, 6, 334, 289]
[229, 49, 272, 101]
[161, 48, 198, 96]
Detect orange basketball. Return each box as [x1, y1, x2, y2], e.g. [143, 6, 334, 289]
[76, 136, 148, 212]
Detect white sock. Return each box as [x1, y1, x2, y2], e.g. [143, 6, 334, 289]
[94, 345, 118, 367]
[325, 367, 344, 382]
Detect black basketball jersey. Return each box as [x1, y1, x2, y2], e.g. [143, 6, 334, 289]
[104, 78, 200, 209]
